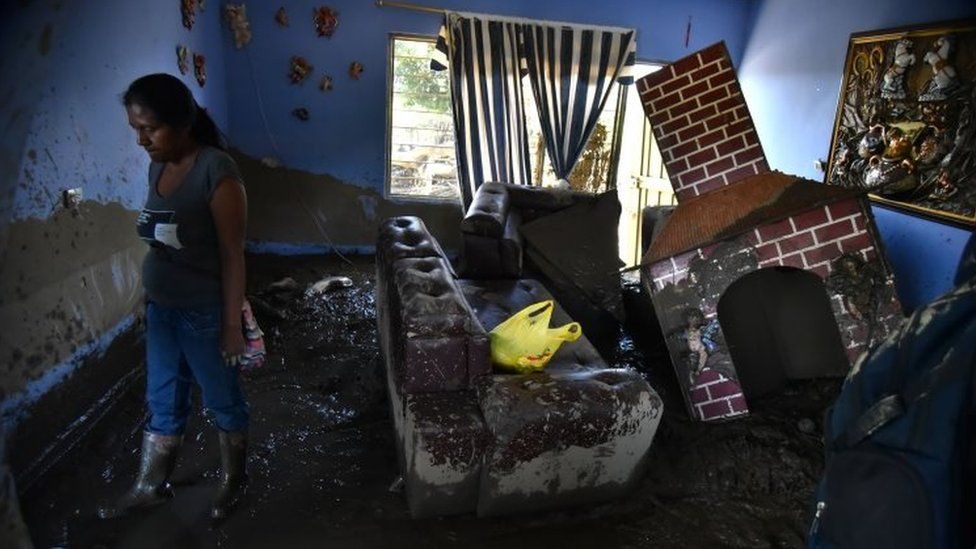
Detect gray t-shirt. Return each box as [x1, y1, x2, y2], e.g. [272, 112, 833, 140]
[136, 147, 242, 307]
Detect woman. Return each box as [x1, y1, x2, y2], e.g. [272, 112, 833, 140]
[99, 73, 249, 520]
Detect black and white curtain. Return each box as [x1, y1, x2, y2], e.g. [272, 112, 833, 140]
[519, 24, 636, 181]
[432, 13, 636, 205]
[432, 13, 532, 207]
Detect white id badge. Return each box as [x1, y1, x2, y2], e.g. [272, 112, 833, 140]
[154, 223, 184, 249]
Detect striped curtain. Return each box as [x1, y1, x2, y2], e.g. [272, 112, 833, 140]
[432, 13, 531, 207]
[520, 24, 636, 181]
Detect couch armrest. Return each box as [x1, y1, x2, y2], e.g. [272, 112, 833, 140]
[389, 256, 491, 393]
[460, 182, 510, 238]
[378, 216, 452, 267]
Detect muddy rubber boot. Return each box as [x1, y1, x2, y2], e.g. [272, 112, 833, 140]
[210, 431, 247, 520]
[98, 432, 182, 519]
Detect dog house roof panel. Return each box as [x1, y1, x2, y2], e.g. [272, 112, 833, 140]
[642, 171, 863, 265]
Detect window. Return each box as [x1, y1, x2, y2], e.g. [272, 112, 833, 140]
[387, 35, 459, 200]
[386, 34, 631, 200]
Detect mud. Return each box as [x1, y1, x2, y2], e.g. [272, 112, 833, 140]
[234, 151, 464, 252]
[0, 200, 144, 400]
[19, 255, 837, 548]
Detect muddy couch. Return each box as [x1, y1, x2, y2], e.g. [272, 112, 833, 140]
[376, 215, 662, 518]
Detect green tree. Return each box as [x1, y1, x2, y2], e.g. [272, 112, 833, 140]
[394, 41, 450, 114]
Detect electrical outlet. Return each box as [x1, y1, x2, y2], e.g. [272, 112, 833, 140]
[63, 187, 83, 208]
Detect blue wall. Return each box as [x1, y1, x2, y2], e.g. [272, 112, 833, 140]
[0, 0, 229, 222]
[0, 0, 229, 418]
[738, 0, 975, 310]
[223, 0, 758, 190]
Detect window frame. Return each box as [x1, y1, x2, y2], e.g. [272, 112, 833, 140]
[385, 33, 459, 203]
[384, 33, 641, 200]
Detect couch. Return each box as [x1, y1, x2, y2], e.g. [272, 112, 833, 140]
[375, 210, 662, 518]
[459, 181, 626, 348]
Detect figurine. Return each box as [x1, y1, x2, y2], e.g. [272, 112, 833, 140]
[865, 156, 916, 195]
[224, 4, 252, 49]
[880, 39, 915, 100]
[912, 127, 948, 167]
[827, 253, 884, 324]
[193, 53, 207, 87]
[313, 6, 339, 38]
[919, 35, 959, 102]
[181, 0, 198, 30]
[882, 127, 912, 160]
[319, 75, 333, 92]
[929, 168, 958, 200]
[681, 309, 731, 386]
[289, 56, 313, 84]
[275, 6, 289, 27]
[176, 45, 190, 75]
[348, 61, 363, 80]
[857, 125, 886, 159]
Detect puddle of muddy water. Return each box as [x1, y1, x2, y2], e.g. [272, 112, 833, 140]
[19, 254, 837, 548]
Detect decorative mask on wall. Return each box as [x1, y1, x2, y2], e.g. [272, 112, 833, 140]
[313, 6, 339, 37]
[348, 61, 363, 80]
[319, 75, 333, 92]
[292, 107, 310, 121]
[289, 56, 313, 84]
[176, 45, 190, 75]
[224, 4, 252, 49]
[193, 53, 207, 87]
[181, 0, 199, 30]
[275, 6, 289, 27]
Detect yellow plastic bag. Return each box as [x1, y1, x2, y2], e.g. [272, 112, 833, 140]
[488, 300, 582, 374]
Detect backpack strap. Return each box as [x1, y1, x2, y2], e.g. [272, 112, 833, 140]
[831, 286, 976, 450]
[833, 393, 904, 449]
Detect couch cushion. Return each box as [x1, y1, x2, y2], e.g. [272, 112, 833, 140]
[394, 257, 474, 337]
[378, 216, 451, 266]
[519, 190, 625, 348]
[457, 277, 661, 516]
[457, 278, 603, 374]
[460, 182, 510, 238]
[474, 366, 662, 516]
[460, 208, 524, 279]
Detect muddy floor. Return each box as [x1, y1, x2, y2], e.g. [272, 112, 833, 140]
[19, 254, 839, 548]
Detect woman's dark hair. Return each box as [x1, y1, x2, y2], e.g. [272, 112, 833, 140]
[123, 73, 226, 150]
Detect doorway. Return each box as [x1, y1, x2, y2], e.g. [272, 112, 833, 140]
[717, 266, 849, 397]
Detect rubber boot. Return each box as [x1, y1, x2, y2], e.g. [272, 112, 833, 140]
[98, 432, 182, 519]
[210, 431, 247, 520]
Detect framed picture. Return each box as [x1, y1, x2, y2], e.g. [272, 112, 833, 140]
[825, 19, 976, 227]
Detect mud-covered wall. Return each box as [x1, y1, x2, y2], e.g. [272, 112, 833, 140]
[737, 0, 976, 310]
[223, 0, 759, 250]
[0, 0, 229, 421]
[235, 151, 463, 253]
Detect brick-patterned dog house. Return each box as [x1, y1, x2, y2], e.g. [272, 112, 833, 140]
[636, 43, 903, 421]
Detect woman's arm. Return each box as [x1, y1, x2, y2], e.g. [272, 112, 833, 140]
[211, 176, 248, 363]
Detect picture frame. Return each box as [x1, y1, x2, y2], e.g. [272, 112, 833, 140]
[824, 19, 976, 227]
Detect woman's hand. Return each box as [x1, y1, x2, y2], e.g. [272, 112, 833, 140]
[221, 323, 247, 367]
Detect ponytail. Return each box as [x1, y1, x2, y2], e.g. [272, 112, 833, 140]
[191, 107, 226, 151]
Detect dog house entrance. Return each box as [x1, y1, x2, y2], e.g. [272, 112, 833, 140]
[717, 267, 849, 398]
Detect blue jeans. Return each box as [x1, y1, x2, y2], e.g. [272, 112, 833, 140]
[145, 301, 249, 435]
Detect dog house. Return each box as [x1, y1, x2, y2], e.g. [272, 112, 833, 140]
[636, 43, 904, 421]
